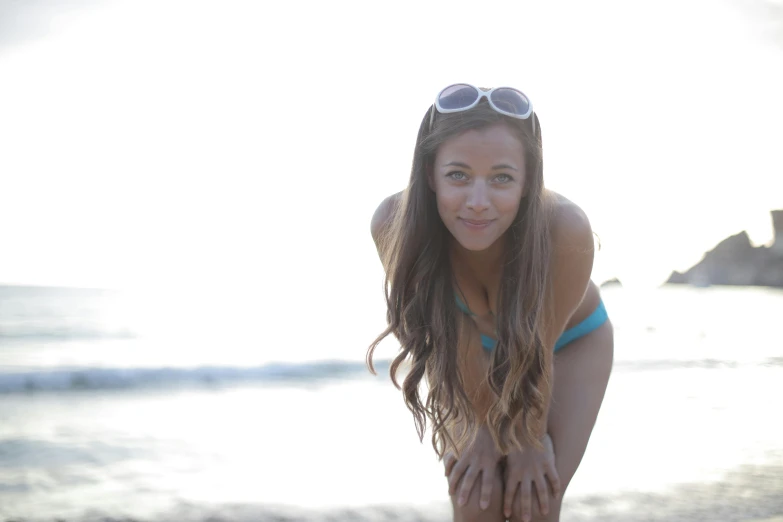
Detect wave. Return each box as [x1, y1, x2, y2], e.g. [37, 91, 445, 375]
[0, 355, 773, 395]
[0, 327, 137, 341]
[0, 359, 393, 394]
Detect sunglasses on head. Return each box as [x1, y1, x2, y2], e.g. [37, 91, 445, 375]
[429, 83, 534, 129]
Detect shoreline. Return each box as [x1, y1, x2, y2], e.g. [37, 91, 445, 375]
[4, 460, 782, 522]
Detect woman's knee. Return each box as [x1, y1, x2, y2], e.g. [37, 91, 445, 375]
[451, 465, 505, 522]
[508, 487, 564, 522]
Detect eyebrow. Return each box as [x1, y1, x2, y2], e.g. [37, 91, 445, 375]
[444, 161, 518, 171]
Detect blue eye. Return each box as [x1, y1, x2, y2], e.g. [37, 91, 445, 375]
[446, 171, 467, 181]
[495, 174, 513, 183]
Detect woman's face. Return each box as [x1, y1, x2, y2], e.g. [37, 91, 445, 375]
[431, 123, 527, 252]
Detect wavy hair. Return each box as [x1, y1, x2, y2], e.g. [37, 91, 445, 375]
[367, 98, 554, 458]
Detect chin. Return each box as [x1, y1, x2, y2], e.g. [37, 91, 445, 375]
[454, 234, 496, 252]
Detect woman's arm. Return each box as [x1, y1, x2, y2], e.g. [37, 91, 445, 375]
[535, 200, 596, 438]
[370, 191, 403, 262]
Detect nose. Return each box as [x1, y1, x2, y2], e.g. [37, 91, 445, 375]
[466, 180, 490, 213]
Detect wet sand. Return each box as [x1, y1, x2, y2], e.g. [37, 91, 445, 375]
[5, 460, 781, 521]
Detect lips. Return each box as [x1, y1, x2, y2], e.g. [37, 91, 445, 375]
[460, 218, 495, 230]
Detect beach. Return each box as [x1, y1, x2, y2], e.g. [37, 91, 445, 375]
[1, 285, 782, 521]
[2, 0, 783, 519]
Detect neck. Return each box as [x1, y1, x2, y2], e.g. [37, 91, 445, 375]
[450, 235, 506, 286]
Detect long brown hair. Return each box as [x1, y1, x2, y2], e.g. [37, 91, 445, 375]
[368, 98, 554, 458]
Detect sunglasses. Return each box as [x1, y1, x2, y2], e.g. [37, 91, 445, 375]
[429, 83, 534, 129]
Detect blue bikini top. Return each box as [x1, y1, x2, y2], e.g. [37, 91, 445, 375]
[455, 293, 609, 353]
[455, 294, 498, 351]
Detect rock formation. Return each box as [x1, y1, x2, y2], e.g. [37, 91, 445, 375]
[666, 210, 783, 287]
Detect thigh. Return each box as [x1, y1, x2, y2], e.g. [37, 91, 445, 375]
[507, 321, 614, 522]
[547, 320, 614, 491]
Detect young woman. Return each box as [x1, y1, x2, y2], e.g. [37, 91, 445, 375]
[368, 84, 614, 522]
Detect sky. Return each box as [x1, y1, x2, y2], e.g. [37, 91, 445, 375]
[1, 0, 782, 303]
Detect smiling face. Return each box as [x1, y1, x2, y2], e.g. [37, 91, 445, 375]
[430, 122, 527, 252]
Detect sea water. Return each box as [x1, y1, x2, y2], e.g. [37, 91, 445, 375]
[1, 284, 782, 521]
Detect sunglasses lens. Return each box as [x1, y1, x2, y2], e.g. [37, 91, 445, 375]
[438, 84, 480, 110]
[490, 88, 531, 116]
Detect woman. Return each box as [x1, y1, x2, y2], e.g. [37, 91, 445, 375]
[368, 84, 614, 522]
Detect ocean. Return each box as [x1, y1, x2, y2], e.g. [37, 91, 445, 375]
[2, 0, 783, 519]
[1, 283, 782, 521]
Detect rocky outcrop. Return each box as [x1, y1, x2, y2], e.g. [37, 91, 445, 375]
[666, 210, 783, 287]
[600, 278, 623, 288]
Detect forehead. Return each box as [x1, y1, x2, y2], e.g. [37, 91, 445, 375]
[435, 123, 525, 165]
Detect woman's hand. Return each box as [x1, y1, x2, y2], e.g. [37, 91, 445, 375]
[503, 432, 561, 521]
[444, 424, 502, 510]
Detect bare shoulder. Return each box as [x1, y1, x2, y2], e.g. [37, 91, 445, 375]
[548, 191, 594, 256]
[370, 191, 403, 248]
[545, 191, 595, 333]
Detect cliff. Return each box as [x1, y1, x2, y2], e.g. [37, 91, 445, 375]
[666, 210, 783, 287]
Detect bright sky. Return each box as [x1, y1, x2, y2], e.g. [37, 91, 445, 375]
[1, 0, 782, 306]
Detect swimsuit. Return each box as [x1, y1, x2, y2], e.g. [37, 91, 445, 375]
[455, 294, 608, 352]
